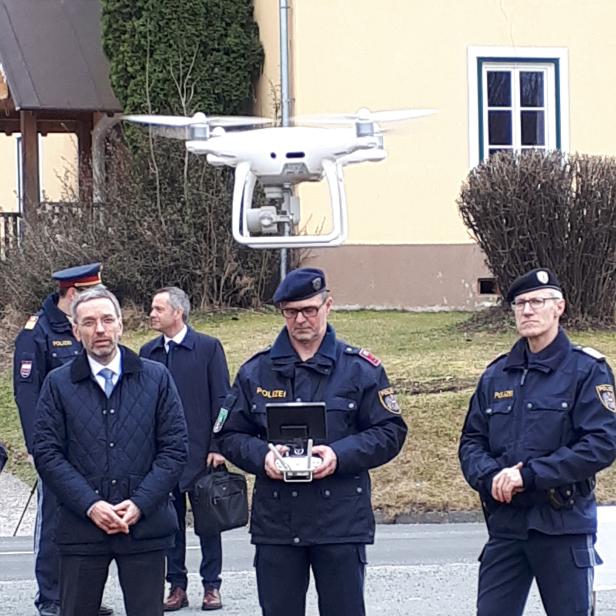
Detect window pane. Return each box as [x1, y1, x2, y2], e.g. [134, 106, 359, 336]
[520, 72, 544, 107]
[487, 71, 511, 107]
[488, 110, 512, 145]
[521, 110, 545, 145]
[489, 147, 513, 157]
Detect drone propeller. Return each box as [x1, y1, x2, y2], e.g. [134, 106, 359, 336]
[293, 107, 436, 127]
[122, 112, 273, 139]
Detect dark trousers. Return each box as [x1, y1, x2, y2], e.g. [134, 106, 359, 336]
[60, 550, 165, 616]
[254, 543, 366, 616]
[33, 479, 60, 608]
[477, 531, 597, 616]
[166, 486, 222, 590]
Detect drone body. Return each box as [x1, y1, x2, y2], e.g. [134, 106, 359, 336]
[123, 109, 433, 248]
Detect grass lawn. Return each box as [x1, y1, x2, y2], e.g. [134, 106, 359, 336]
[3, 309, 616, 517]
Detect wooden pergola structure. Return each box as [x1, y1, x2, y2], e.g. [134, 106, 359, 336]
[0, 0, 121, 219]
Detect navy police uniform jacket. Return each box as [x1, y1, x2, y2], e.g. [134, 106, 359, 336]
[459, 328, 616, 539]
[215, 324, 407, 546]
[32, 346, 188, 555]
[139, 326, 230, 492]
[13, 293, 81, 453]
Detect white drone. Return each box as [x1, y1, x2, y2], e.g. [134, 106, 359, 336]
[123, 108, 435, 248]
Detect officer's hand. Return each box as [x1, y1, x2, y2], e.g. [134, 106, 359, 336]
[311, 445, 337, 480]
[492, 462, 524, 503]
[113, 499, 142, 528]
[88, 500, 129, 535]
[264, 445, 289, 480]
[207, 452, 226, 468]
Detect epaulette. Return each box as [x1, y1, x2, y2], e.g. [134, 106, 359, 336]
[574, 345, 605, 361]
[344, 345, 382, 367]
[23, 315, 39, 331]
[487, 352, 508, 368]
[246, 345, 272, 362]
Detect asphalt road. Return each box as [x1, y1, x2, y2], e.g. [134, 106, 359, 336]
[3, 523, 616, 615]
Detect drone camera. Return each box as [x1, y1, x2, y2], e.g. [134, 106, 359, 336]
[190, 125, 210, 140]
[356, 121, 375, 138]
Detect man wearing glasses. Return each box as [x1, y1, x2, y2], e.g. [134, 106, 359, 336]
[214, 267, 407, 616]
[459, 268, 616, 616]
[13, 263, 114, 616]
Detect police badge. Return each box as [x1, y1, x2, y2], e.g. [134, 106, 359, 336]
[378, 387, 401, 414]
[596, 384, 616, 412]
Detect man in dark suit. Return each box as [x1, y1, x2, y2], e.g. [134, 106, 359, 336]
[140, 287, 230, 612]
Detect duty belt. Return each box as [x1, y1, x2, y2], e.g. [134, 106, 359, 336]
[511, 477, 596, 511]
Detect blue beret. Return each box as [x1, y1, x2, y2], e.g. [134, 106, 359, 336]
[506, 268, 561, 303]
[273, 268, 327, 304]
[52, 262, 102, 288]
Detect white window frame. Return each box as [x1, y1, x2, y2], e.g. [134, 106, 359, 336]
[467, 46, 569, 168]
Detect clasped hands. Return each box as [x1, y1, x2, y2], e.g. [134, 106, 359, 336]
[88, 499, 141, 535]
[264, 444, 337, 481]
[491, 462, 524, 503]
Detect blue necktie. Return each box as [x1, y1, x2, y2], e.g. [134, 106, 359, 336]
[166, 340, 177, 368]
[99, 368, 114, 398]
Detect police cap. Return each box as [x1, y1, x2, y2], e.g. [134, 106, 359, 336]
[273, 268, 327, 304]
[506, 268, 562, 303]
[52, 262, 102, 289]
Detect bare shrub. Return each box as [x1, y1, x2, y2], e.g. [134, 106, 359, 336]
[458, 151, 616, 327]
[0, 133, 280, 319]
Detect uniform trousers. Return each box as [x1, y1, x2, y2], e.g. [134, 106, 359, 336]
[60, 549, 165, 616]
[477, 531, 597, 616]
[254, 543, 366, 616]
[34, 479, 60, 608]
[166, 486, 222, 590]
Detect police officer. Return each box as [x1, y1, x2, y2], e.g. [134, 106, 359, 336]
[459, 268, 616, 616]
[214, 267, 407, 616]
[13, 263, 113, 616]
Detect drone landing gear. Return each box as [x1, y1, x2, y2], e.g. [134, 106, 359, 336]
[231, 161, 348, 249]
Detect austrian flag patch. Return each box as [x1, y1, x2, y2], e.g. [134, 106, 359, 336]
[20, 360, 33, 379]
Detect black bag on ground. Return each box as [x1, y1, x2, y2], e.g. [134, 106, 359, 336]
[191, 465, 248, 535]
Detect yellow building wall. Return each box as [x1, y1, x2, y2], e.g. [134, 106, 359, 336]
[253, 0, 616, 245]
[0, 133, 78, 212]
[0, 135, 19, 212]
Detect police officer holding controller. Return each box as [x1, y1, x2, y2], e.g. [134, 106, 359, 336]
[214, 267, 407, 616]
[13, 263, 113, 616]
[459, 268, 616, 616]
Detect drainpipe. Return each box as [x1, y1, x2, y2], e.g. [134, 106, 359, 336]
[279, 0, 291, 281]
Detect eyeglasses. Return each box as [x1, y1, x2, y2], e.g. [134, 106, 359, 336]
[281, 298, 327, 320]
[77, 315, 119, 329]
[511, 297, 560, 311]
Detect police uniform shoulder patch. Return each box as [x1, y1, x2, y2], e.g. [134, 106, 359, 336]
[213, 408, 229, 433]
[575, 346, 605, 361]
[358, 348, 381, 367]
[596, 385, 616, 412]
[378, 387, 401, 414]
[23, 315, 38, 330]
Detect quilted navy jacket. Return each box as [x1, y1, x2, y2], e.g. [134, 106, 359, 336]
[33, 346, 188, 555]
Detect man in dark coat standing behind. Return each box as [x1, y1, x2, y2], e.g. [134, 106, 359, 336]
[33, 286, 188, 616]
[140, 287, 230, 612]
